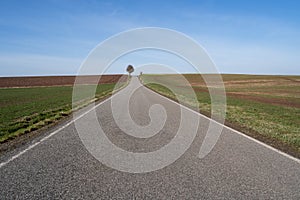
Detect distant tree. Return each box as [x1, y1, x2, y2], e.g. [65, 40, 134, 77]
[126, 65, 134, 76]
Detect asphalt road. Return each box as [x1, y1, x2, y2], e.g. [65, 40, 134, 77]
[0, 77, 299, 199]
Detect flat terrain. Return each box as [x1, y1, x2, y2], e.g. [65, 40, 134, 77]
[0, 77, 299, 199]
[0, 75, 125, 88]
[0, 75, 127, 144]
[141, 74, 300, 157]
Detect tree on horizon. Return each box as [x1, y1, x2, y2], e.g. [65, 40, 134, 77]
[126, 65, 134, 76]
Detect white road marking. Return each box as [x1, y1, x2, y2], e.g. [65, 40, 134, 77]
[0, 94, 114, 169]
[0, 83, 299, 169]
[145, 86, 300, 164]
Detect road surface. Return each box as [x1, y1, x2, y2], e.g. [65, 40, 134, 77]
[0, 77, 299, 199]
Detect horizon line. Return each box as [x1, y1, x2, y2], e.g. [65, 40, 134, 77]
[1, 72, 300, 78]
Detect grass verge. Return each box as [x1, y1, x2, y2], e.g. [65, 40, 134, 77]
[0, 81, 127, 143]
[140, 74, 300, 158]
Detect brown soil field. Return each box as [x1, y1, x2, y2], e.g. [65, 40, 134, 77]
[0, 74, 127, 88]
[149, 74, 300, 108]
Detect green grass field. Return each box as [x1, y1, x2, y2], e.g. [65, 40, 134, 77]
[141, 74, 300, 156]
[0, 83, 122, 142]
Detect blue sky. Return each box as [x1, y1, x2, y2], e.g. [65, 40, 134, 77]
[0, 0, 300, 76]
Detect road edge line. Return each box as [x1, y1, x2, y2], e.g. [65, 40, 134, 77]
[143, 84, 300, 164]
[0, 83, 126, 169]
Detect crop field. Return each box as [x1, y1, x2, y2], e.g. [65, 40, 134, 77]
[0, 75, 128, 143]
[0, 75, 125, 88]
[141, 74, 300, 157]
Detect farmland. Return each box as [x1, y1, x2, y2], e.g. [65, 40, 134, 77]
[0, 75, 128, 143]
[141, 74, 300, 157]
[0, 75, 125, 88]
